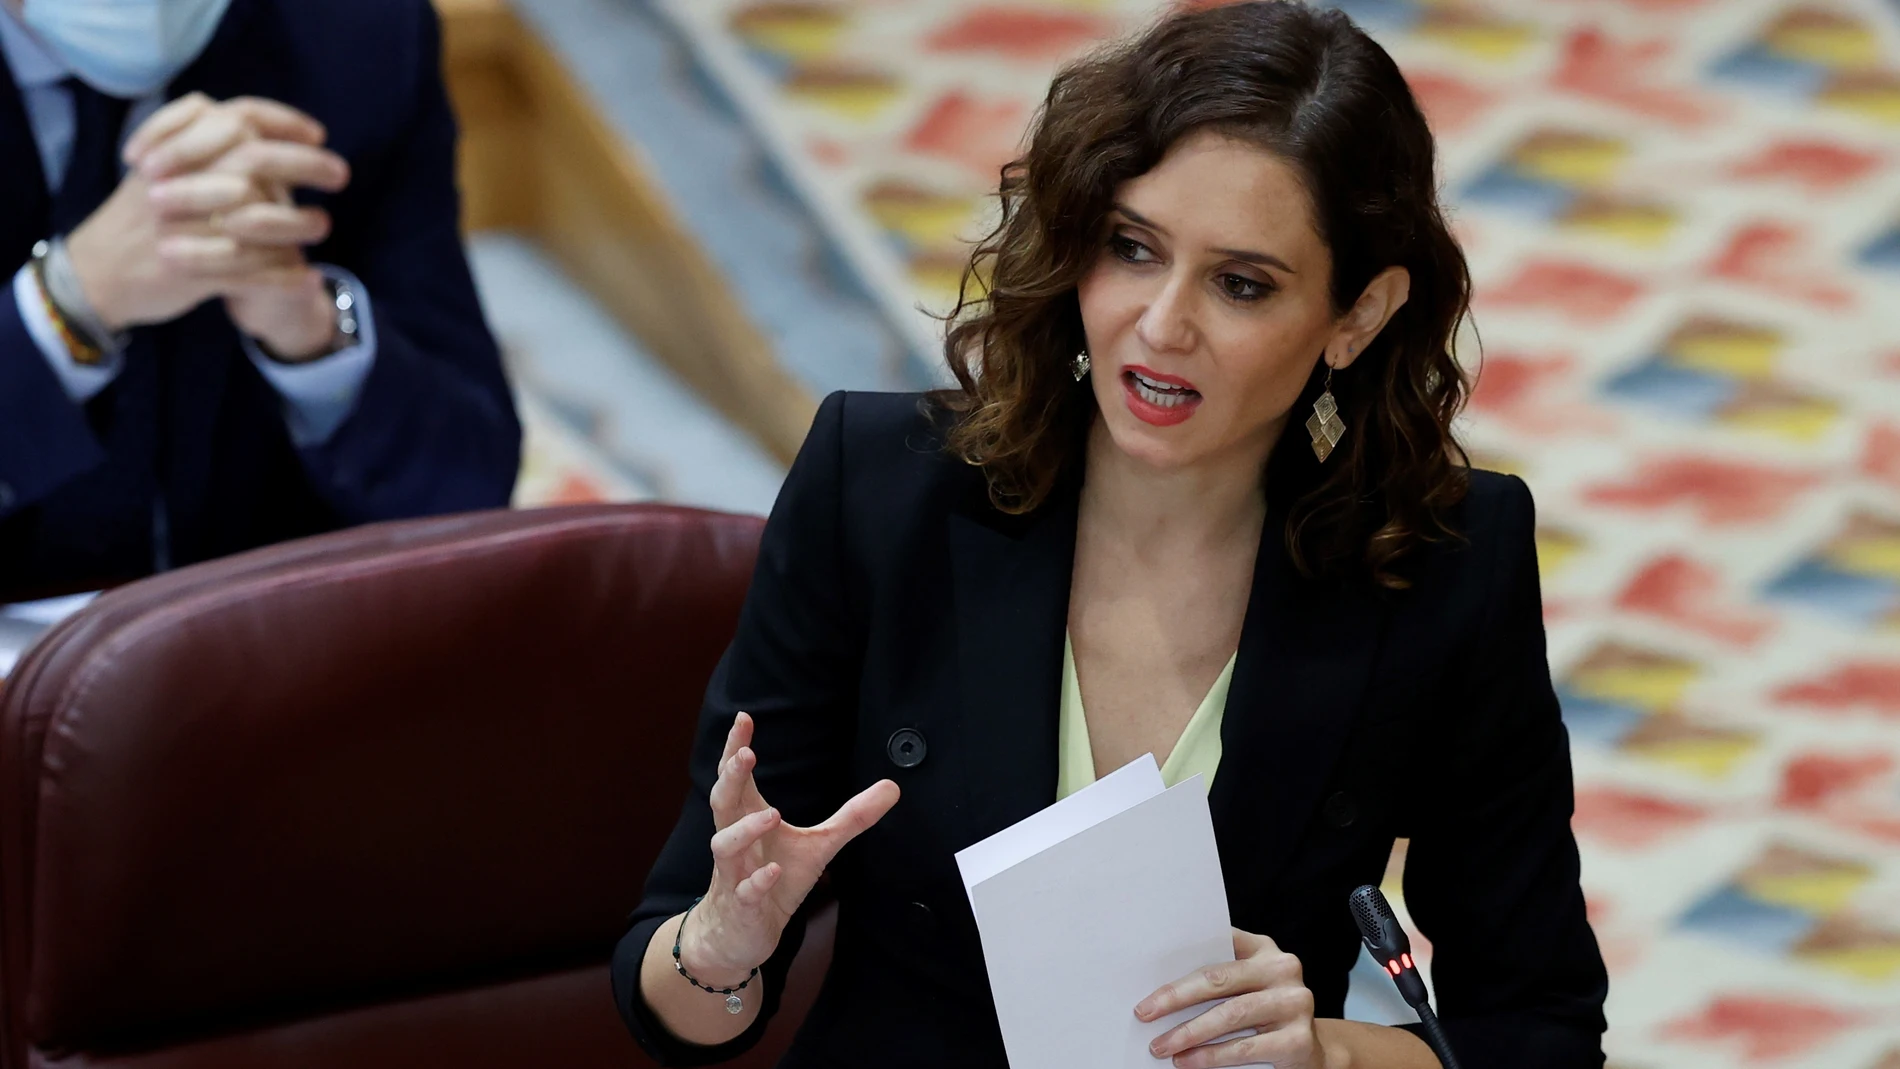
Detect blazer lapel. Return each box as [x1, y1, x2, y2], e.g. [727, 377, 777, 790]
[945, 467, 1388, 902]
[946, 478, 1080, 842]
[1210, 517, 1389, 909]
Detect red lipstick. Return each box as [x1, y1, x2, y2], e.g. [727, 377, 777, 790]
[1120, 364, 1202, 427]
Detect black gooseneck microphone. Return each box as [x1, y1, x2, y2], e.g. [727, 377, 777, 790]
[1349, 885, 1463, 1069]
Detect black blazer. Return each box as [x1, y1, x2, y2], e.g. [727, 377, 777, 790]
[613, 391, 1608, 1068]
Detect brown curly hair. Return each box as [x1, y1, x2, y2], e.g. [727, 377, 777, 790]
[933, 0, 1473, 588]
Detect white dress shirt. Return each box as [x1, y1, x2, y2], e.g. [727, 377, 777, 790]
[1, 9, 374, 447]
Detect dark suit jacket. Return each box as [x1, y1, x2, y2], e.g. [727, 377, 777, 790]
[0, 0, 520, 599]
[613, 391, 1608, 1068]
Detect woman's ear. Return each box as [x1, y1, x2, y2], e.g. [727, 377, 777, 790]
[1327, 266, 1411, 370]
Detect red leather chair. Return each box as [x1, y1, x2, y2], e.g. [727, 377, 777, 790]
[0, 505, 832, 1069]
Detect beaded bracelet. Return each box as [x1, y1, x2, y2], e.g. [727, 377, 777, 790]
[672, 896, 759, 1015]
[28, 246, 104, 366]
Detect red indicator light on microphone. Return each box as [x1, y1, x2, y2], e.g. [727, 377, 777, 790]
[1387, 960, 1402, 976]
[1401, 953, 1414, 970]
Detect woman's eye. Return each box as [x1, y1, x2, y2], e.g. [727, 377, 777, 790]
[1110, 235, 1155, 263]
[1220, 274, 1270, 302]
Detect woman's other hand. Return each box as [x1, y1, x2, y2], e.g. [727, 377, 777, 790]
[1136, 928, 1333, 1068]
[679, 711, 901, 984]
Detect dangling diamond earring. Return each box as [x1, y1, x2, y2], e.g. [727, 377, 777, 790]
[1306, 362, 1347, 463]
[1071, 349, 1091, 382]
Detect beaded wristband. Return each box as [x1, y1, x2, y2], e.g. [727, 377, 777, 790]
[28, 247, 104, 366]
[671, 896, 759, 1015]
[31, 239, 128, 366]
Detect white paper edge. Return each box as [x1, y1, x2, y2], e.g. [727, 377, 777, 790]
[955, 753, 1164, 893]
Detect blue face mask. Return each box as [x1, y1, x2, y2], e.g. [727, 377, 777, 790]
[22, 0, 233, 98]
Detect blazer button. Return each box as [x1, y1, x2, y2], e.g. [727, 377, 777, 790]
[887, 728, 927, 769]
[1324, 791, 1357, 828]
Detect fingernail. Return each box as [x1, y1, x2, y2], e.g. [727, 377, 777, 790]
[1149, 1037, 1167, 1056]
[1134, 999, 1153, 1019]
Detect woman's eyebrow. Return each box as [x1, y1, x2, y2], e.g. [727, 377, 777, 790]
[1112, 203, 1167, 234]
[1211, 246, 1296, 274]
[1112, 203, 1296, 275]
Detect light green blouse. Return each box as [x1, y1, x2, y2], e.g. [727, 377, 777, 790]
[1056, 633, 1237, 800]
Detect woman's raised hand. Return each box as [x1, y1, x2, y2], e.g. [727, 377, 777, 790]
[678, 712, 901, 983]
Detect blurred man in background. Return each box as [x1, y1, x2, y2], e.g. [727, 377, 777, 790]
[0, 0, 520, 600]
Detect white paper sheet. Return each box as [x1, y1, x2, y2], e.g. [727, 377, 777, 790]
[956, 756, 1240, 1069]
[957, 754, 1165, 892]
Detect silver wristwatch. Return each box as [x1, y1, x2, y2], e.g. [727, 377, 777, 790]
[326, 274, 360, 349]
[262, 274, 361, 363]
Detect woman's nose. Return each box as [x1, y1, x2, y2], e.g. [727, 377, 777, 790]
[1134, 272, 1196, 354]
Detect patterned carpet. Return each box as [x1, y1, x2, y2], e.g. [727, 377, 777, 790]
[653, 1, 1900, 1065]
[473, 234, 791, 515]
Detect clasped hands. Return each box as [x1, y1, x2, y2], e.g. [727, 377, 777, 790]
[66, 92, 352, 362]
[682, 712, 1336, 1068]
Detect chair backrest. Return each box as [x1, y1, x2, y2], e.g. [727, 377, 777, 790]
[0, 505, 820, 1068]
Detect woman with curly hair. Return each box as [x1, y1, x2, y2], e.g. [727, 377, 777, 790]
[614, 2, 1608, 1066]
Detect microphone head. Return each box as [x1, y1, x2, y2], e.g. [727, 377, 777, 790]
[1348, 884, 1411, 960]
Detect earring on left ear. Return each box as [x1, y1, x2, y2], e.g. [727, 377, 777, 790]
[1307, 351, 1349, 463]
[1071, 349, 1091, 382]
